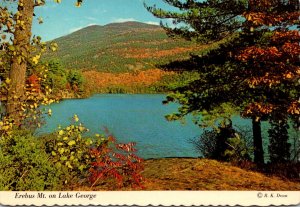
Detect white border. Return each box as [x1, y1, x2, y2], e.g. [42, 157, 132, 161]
[1, 191, 299, 206]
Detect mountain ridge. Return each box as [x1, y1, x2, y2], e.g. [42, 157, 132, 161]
[44, 21, 201, 73]
[55, 21, 161, 42]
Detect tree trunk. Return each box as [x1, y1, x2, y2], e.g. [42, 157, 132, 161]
[252, 118, 264, 165]
[6, 0, 34, 126]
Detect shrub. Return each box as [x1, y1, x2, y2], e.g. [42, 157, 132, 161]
[44, 115, 102, 186]
[191, 124, 252, 162]
[89, 133, 144, 189]
[263, 162, 300, 180]
[44, 116, 144, 189]
[224, 133, 252, 162]
[268, 119, 291, 163]
[0, 130, 62, 191]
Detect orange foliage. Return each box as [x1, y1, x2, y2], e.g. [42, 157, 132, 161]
[244, 0, 300, 26]
[287, 101, 300, 115]
[243, 102, 275, 118]
[26, 74, 41, 92]
[271, 30, 300, 44]
[236, 39, 299, 87]
[83, 69, 173, 91]
[238, 1, 299, 118]
[118, 47, 200, 59]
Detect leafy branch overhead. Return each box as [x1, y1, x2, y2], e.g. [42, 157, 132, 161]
[145, 0, 247, 42]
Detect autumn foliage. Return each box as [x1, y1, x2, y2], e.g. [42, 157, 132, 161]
[83, 69, 174, 94]
[237, 0, 300, 118]
[89, 134, 144, 189]
[27, 74, 41, 93]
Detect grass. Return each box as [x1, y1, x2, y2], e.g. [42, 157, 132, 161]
[142, 158, 300, 190]
[72, 158, 300, 191]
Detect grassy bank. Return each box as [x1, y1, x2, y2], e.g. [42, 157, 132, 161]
[74, 158, 300, 191]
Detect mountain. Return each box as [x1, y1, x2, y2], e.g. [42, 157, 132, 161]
[43, 21, 202, 73]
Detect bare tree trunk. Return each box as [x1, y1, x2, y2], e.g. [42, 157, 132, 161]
[252, 118, 264, 165]
[7, 0, 34, 126]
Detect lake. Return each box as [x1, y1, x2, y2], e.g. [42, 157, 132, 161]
[38, 94, 266, 159]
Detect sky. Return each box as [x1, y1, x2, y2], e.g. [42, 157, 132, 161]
[32, 0, 174, 41]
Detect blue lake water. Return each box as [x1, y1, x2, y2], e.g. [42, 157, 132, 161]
[38, 94, 270, 159]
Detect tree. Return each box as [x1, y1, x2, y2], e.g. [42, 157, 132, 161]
[0, 0, 83, 127]
[237, 0, 299, 164]
[1, 0, 35, 126]
[146, 0, 299, 164]
[43, 60, 67, 93]
[145, 0, 247, 43]
[268, 118, 290, 163]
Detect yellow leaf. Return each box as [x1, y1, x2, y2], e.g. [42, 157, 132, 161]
[58, 130, 64, 136]
[50, 42, 58, 51]
[68, 140, 76, 146]
[66, 161, 73, 169]
[79, 126, 85, 132]
[38, 17, 43, 24]
[48, 108, 52, 114]
[58, 148, 65, 154]
[5, 78, 11, 84]
[32, 54, 40, 65]
[75, 2, 81, 7]
[73, 114, 79, 122]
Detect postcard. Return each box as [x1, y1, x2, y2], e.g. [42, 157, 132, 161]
[0, 0, 299, 206]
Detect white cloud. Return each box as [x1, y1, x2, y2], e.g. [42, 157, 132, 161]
[112, 18, 160, 26]
[69, 23, 98, 33]
[85, 16, 98, 21]
[144, 21, 160, 25]
[69, 26, 84, 33]
[113, 18, 137, 23]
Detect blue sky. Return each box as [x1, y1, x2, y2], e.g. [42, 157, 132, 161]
[32, 0, 173, 41]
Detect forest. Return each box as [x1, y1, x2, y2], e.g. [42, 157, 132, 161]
[0, 0, 299, 191]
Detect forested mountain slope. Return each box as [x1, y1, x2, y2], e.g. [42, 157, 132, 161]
[44, 21, 202, 73]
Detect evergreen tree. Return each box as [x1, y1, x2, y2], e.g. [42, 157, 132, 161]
[268, 118, 291, 163]
[146, 0, 299, 164]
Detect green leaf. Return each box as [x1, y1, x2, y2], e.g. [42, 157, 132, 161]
[8, 45, 15, 51]
[66, 161, 73, 169]
[60, 156, 67, 161]
[58, 148, 65, 154]
[78, 165, 85, 171]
